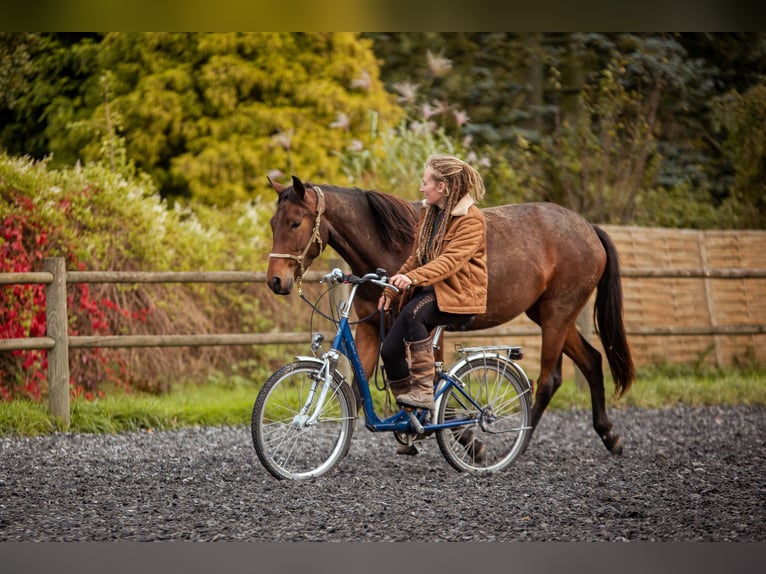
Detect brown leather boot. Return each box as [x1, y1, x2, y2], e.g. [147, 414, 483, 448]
[396, 337, 435, 411]
[387, 376, 410, 400]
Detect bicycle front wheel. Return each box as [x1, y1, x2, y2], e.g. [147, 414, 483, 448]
[435, 356, 532, 473]
[251, 360, 356, 480]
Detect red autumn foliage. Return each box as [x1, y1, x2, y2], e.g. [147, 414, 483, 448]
[1, 191, 139, 401]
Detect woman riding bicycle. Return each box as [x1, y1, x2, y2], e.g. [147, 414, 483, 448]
[378, 154, 489, 412]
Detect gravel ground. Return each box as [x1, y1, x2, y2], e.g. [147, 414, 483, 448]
[1, 405, 764, 542]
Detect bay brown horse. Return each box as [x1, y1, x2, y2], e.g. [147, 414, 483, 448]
[266, 176, 635, 454]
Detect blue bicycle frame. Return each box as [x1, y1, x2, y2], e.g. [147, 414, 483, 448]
[314, 270, 484, 436]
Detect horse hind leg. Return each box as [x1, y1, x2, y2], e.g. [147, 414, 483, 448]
[514, 352, 561, 456]
[529, 354, 562, 429]
[520, 303, 565, 435]
[528, 322, 570, 435]
[563, 326, 623, 455]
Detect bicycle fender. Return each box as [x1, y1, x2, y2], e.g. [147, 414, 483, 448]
[448, 353, 532, 391]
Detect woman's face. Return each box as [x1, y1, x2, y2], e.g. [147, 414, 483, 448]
[420, 167, 447, 207]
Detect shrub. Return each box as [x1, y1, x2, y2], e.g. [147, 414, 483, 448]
[0, 152, 284, 400]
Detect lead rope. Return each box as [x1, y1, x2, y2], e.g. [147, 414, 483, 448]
[268, 185, 325, 297]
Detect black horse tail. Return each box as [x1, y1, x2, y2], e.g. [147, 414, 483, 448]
[593, 225, 636, 398]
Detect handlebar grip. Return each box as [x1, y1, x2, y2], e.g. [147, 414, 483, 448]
[322, 268, 398, 292]
[321, 268, 344, 283]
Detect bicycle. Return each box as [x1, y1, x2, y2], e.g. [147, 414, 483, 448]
[251, 268, 533, 480]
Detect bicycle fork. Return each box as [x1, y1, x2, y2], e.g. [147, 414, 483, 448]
[293, 352, 339, 428]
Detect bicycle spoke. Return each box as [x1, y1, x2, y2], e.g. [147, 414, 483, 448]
[252, 362, 355, 480]
[435, 356, 532, 473]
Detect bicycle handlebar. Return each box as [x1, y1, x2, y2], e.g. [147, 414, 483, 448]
[321, 267, 400, 293]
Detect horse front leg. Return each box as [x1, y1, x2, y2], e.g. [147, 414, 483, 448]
[352, 321, 380, 410]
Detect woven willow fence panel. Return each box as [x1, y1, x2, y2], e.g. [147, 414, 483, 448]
[608, 226, 765, 367]
[448, 226, 766, 377]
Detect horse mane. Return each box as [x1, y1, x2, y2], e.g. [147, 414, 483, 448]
[318, 184, 416, 250]
[364, 190, 417, 248]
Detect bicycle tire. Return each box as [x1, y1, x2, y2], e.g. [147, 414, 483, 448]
[251, 360, 356, 480]
[435, 355, 532, 473]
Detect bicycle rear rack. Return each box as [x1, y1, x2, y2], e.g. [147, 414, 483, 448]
[431, 325, 523, 361]
[453, 344, 524, 361]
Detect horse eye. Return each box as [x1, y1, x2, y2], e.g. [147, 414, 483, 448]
[290, 220, 301, 230]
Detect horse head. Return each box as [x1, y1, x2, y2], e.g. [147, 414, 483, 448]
[266, 175, 327, 295]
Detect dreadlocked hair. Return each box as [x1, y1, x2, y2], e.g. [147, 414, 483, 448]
[416, 155, 486, 263]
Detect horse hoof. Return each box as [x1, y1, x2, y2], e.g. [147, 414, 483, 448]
[470, 441, 486, 463]
[608, 436, 623, 455]
[396, 444, 419, 456]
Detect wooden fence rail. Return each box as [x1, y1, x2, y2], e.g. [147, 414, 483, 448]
[2, 257, 765, 425]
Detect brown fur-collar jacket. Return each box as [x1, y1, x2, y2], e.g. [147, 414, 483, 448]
[396, 194, 488, 315]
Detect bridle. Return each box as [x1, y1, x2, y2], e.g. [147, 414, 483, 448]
[268, 185, 325, 295]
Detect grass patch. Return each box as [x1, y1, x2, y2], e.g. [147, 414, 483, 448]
[1, 364, 764, 437]
[0, 399, 57, 436]
[0, 381, 261, 437]
[550, 365, 766, 411]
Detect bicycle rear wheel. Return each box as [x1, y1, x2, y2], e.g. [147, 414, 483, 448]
[435, 356, 532, 473]
[251, 360, 356, 480]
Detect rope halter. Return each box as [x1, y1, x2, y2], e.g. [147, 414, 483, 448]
[268, 185, 325, 296]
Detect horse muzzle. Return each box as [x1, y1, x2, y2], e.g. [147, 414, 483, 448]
[267, 274, 294, 295]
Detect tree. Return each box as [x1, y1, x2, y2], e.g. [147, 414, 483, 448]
[364, 32, 766, 228]
[0, 33, 104, 165]
[0, 33, 403, 205]
[4, 33, 765, 227]
[711, 84, 766, 228]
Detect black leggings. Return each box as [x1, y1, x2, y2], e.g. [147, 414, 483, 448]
[381, 288, 473, 381]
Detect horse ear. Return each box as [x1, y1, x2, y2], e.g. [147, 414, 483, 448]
[267, 176, 284, 194]
[291, 175, 306, 200]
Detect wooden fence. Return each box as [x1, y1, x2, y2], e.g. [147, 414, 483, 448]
[603, 225, 766, 372]
[2, 256, 765, 425]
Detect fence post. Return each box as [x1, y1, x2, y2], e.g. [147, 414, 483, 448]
[44, 257, 70, 427]
[574, 296, 593, 390]
[697, 232, 722, 367]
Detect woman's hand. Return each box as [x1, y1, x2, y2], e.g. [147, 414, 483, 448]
[390, 273, 413, 291]
[379, 274, 411, 311]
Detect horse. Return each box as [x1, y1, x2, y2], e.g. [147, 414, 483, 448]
[266, 175, 635, 455]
